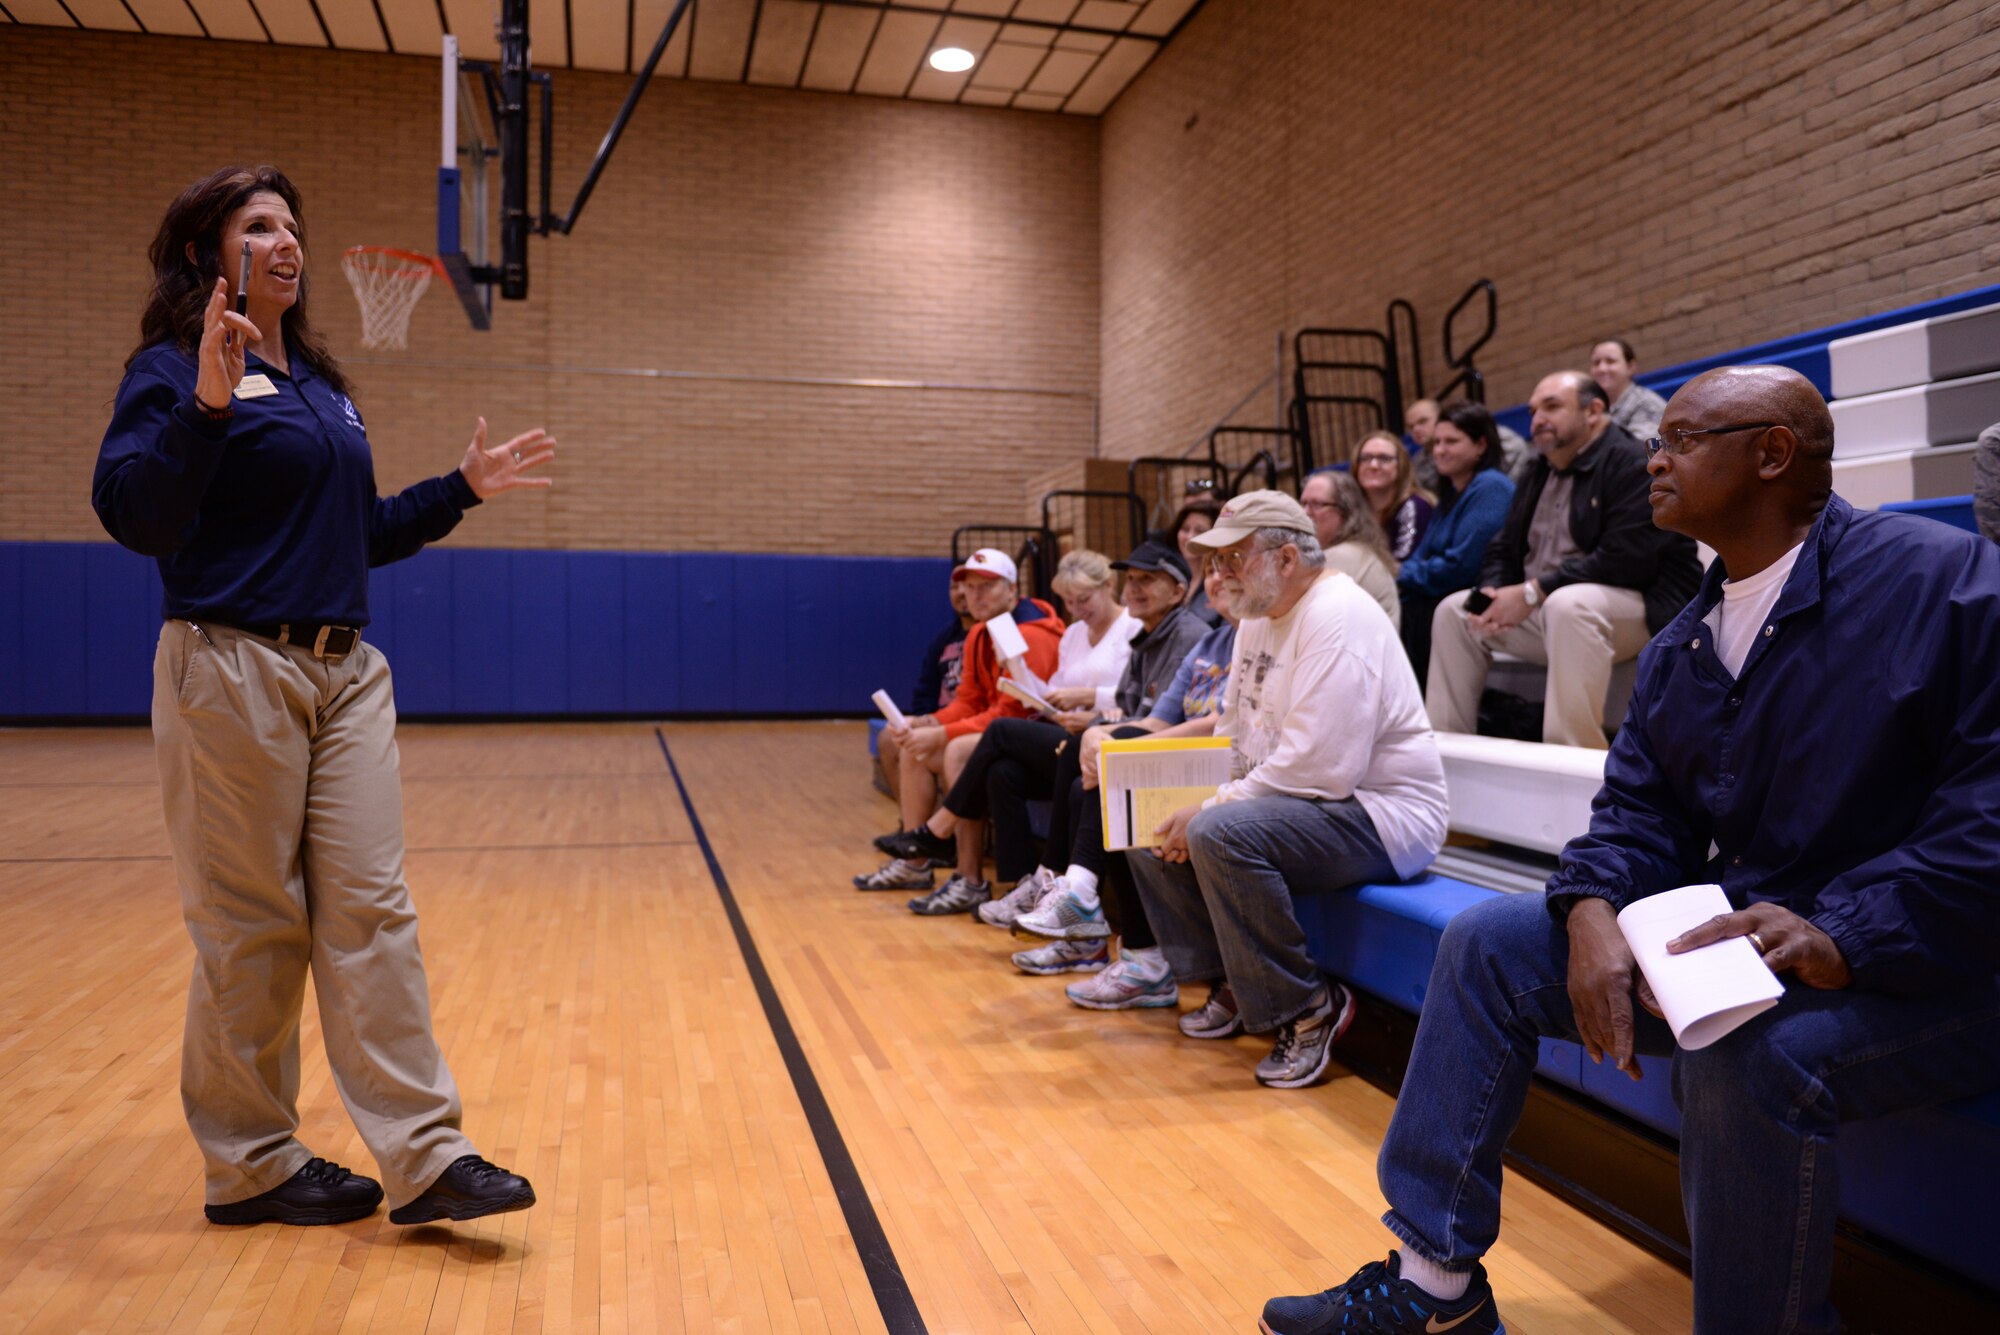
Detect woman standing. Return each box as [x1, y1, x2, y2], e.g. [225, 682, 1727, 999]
[93, 167, 545, 1228]
[1352, 430, 1435, 562]
[1395, 401, 1515, 688]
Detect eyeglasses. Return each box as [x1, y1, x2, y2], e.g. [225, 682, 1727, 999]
[1211, 543, 1281, 575]
[1355, 453, 1401, 468]
[1299, 498, 1336, 513]
[1645, 421, 1776, 458]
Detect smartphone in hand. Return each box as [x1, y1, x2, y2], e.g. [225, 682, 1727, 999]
[1462, 588, 1495, 616]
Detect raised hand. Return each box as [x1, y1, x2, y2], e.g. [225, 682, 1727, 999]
[459, 417, 557, 499]
[194, 277, 260, 412]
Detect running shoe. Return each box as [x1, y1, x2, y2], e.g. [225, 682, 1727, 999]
[853, 858, 933, 891]
[880, 824, 956, 866]
[1178, 982, 1243, 1038]
[1011, 939, 1110, 975]
[1065, 950, 1177, 1010]
[1013, 881, 1111, 940]
[1255, 981, 1356, 1089]
[908, 873, 990, 916]
[1259, 1251, 1503, 1335]
[977, 868, 1055, 928]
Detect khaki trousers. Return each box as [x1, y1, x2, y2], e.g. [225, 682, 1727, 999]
[152, 620, 474, 1208]
[1425, 584, 1651, 749]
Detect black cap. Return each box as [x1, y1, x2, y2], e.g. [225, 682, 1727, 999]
[1113, 539, 1191, 586]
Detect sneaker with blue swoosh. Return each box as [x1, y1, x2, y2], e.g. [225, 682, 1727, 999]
[1259, 1252, 1503, 1335]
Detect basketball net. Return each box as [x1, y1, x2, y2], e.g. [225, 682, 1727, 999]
[342, 246, 441, 350]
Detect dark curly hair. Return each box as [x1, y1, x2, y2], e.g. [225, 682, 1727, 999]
[127, 166, 351, 397]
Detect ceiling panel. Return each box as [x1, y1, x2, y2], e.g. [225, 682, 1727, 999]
[1012, 90, 1066, 112]
[959, 86, 1012, 107]
[969, 40, 1045, 92]
[123, 0, 206, 36]
[569, 0, 629, 72]
[7, 0, 75, 25]
[253, 0, 329, 46]
[183, 0, 265, 41]
[1053, 29, 1109, 52]
[1072, 0, 1137, 31]
[746, 0, 817, 86]
[1063, 31, 1149, 113]
[1024, 46, 1093, 96]
[632, 0, 695, 76]
[947, 0, 1012, 16]
[1129, 0, 1197, 38]
[1012, 0, 1078, 22]
[850, 7, 934, 98]
[798, 2, 875, 91]
[63, 0, 140, 30]
[998, 21, 1053, 46]
[375, 0, 444, 54]
[689, 0, 758, 82]
[441, 0, 499, 60]
[311, 0, 387, 49]
[526, 0, 566, 66]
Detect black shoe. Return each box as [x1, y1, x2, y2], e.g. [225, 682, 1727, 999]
[873, 828, 905, 854]
[204, 1157, 383, 1226]
[882, 824, 955, 866]
[389, 1155, 536, 1225]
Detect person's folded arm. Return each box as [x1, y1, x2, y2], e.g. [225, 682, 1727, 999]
[1545, 651, 1710, 920]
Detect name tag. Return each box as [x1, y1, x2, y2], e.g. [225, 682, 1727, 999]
[234, 374, 279, 400]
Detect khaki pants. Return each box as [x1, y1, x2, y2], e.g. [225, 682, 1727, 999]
[152, 620, 474, 1208]
[1426, 584, 1651, 749]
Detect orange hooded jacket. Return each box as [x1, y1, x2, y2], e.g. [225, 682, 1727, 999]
[932, 598, 1066, 740]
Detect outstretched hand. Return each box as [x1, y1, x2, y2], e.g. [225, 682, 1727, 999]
[459, 418, 557, 499]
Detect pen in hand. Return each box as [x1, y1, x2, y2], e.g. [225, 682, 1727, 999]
[230, 240, 250, 349]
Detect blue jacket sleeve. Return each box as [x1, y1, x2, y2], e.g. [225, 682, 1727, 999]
[367, 469, 481, 567]
[1397, 472, 1514, 598]
[1807, 545, 2000, 994]
[91, 363, 233, 557]
[1544, 644, 1713, 920]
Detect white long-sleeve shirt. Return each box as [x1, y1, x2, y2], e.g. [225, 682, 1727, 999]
[1014, 610, 1141, 713]
[1211, 570, 1448, 880]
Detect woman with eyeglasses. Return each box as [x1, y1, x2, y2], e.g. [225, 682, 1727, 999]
[1353, 430, 1436, 562]
[1394, 401, 1516, 688]
[1299, 469, 1402, 627]
[1166, 495, 1223, 623]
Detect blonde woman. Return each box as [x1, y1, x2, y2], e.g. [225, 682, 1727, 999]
[1353, 429, 1436, 561]
[1299, 469, 1403, 628]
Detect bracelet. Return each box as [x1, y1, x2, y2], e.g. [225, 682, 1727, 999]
[193, 393, 235, 420]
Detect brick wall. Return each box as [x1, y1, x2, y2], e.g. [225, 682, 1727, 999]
[1100, 0, 2000, 461]
[0, 28, 1099, 555]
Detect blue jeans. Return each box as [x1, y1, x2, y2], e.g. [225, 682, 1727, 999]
[1125, 796, 1395, 1032]
[1379, 891, 2000, 1334]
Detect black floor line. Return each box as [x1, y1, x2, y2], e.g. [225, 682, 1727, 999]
[653, 728, 928, 1335]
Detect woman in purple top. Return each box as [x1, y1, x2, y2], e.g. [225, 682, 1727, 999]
[1354, 429, 1436, 562]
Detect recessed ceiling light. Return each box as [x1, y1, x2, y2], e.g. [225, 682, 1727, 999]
[929, 47, 976, 73]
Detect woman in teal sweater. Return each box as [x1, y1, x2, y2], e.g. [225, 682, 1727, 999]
[1397, 401, 1515, 688]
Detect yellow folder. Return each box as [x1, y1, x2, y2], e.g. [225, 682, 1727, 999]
[1098, 735, 1232, 851]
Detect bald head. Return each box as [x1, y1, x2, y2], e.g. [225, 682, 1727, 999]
[1648, 364, 1834, 549]
[1670, 365, 1834, 463]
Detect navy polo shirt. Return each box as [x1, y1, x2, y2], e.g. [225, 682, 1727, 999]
[1546, 496, 2000, 997]
[93, 342, 479, 627]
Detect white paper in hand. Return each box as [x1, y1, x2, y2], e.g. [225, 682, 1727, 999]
[1617, 884, 1784, 1049]
[870, 690, 908, 730]
[984, 611, 1030, 663]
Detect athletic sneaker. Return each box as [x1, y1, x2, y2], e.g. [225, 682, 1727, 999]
[1065, 951, 1177, 1010]
[872, 829, 905, 854]
[908, 873, 990, 916]
[1013, 881, 1111, 940]
[1258, 1251, 1503, 1335]
[1011, 939, 1110, 975]
[880, 824, 955, 866]
[976, 868, 1055, 928]
[1255, 981, 1356, 1089]
[1178, 983, 1243, 1038]
[853, 858, 933, 891]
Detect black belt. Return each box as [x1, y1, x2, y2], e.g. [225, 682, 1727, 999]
[231, 621, 363, 662]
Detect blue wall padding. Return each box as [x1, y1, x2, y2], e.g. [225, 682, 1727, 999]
[1881, 495, 1978, 533]
[0, 542, 951, 718]
[1490, 280, 2000, 441]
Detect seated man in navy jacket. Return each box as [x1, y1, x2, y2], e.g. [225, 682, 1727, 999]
[1260, 366, 2000, 1335]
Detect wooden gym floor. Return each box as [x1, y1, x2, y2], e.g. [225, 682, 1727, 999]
[0, 721, 1692, 1333]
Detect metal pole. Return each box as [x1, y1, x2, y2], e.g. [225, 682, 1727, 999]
[497, 0, 530, 299]
[560, 0, 697, 235]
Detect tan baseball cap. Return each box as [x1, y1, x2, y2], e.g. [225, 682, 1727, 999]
[1187, 490, 1314, 549]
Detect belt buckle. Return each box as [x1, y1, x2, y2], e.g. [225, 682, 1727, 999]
[313, 625, 357, 663]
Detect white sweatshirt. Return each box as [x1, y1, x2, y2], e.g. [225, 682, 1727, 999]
[1018, 610, 1142, 713]
[1211, 570, 1448, 880]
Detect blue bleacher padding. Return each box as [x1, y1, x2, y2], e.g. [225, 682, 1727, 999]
[1293, 874, 1999, 1291]
[1881, 495, 1978, 533]
[1489, 280, 2000, 442]
[1, 541, 952, 719]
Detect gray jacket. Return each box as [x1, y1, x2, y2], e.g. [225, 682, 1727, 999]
[1114, 605, 1211, 721]
[1975, 423, 2000, 544]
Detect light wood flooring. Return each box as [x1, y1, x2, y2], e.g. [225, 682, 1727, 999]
[0, 722, 1693, 1332]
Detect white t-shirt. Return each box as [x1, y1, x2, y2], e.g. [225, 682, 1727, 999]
[1212, 570, 1448, 880]
[1701, 542, 1802, 677]
[1025, 610, 1141, 713]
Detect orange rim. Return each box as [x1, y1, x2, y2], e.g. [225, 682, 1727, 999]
[343, 245, 443, 277]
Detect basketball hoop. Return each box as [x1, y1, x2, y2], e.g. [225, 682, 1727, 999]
[342, 246, 442, 350]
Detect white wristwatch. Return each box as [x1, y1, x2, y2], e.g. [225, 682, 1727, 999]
[1523, 580, 1543, 609]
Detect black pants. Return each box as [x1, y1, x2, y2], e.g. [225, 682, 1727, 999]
[1400, 592, 1439, 694]
[1046, 724, 1157, 951]
[942, 717, 1068, 883]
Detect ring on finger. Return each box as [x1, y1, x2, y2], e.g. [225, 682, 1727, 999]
[512, 450, 521, 464]
[1748, 931, 1766, 954]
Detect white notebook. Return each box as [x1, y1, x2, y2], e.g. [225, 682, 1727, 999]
[1617, 884, 1784, 1050]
